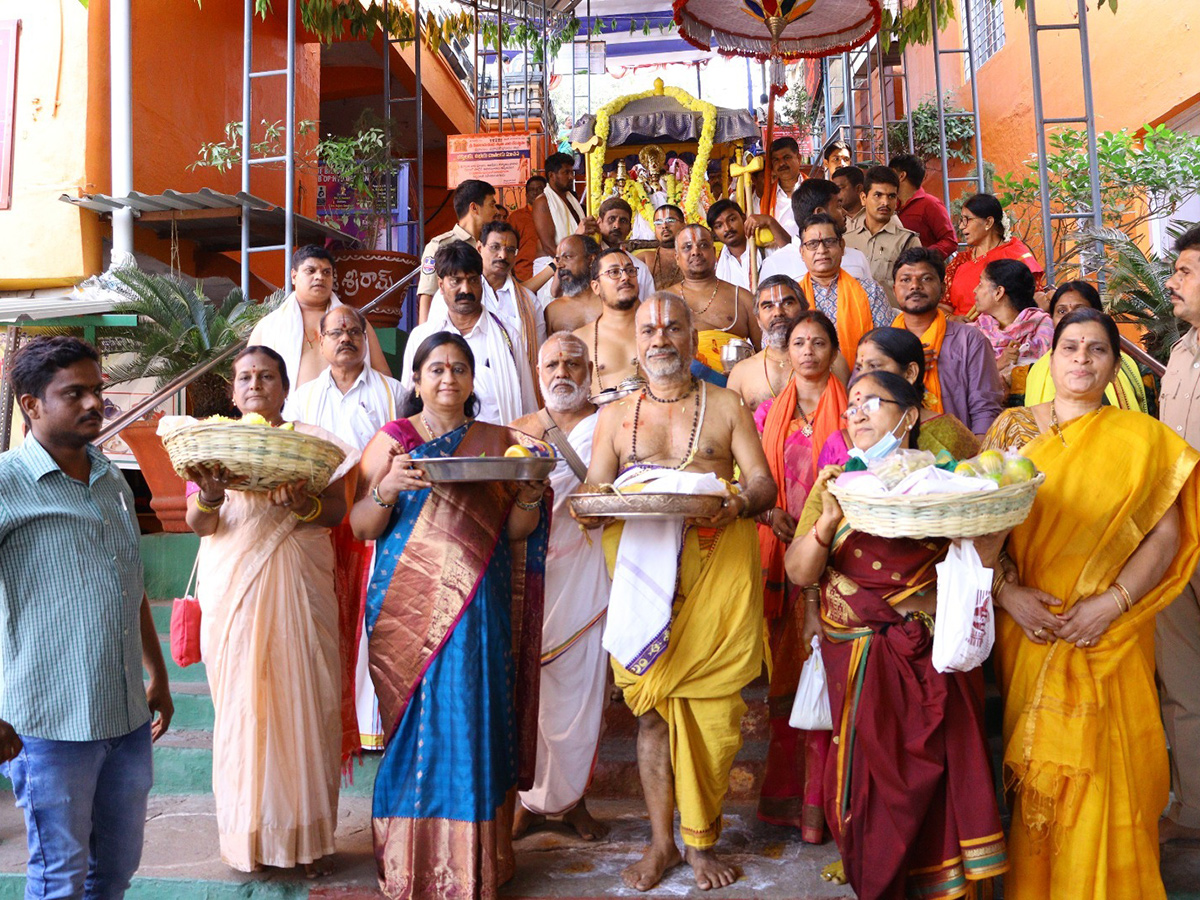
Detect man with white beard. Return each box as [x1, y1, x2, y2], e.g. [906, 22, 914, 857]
[510, 332, 611, 841]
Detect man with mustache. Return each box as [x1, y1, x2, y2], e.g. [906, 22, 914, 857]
[417, 179, 501, 323]
[0, 336, 173, 897]
[284, 304, 403, 756]
[635, 204, 686, 290]
[401, 240, 537, 424]
[545, 235, 602, 333]
[726, 274, 851, 413]
[664, 224, 760, 371]
[756, 179, 874, 288]
[891, 246, 1003, 436]
[248, 244, 391, 389]
[592, 197, 656, 300]
[1157, 224, 1200, 845]
[576, 293, 775, 892]
[707, 199, 788, 293]
[843, 166, 920, 306]
[510, 333, 610, 843]
[573, 247, 643, 396]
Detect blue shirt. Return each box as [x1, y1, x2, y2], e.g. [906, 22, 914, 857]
[0, 438, 150, 740]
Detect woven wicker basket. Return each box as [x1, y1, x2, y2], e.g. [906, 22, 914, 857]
[162, 422, 346, 493]
[828, 473, 1045, 539]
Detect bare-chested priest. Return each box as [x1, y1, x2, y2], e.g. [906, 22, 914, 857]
[664, 224, 760, 372]
[726, 274, 851, 412]
[635, 204, 685, 290]
[575, 292, 774, 892]
[573, 248, 642, 397]
[544, 235, 601, 333]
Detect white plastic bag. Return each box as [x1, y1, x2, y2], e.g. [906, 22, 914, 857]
[931, 539, 995, 673]
[789, 635, 832, 730]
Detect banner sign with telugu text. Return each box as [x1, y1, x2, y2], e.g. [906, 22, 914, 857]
[447, 133, 537, 189]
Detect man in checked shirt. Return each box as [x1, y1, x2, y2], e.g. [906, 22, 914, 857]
[0, 336, 173, 899]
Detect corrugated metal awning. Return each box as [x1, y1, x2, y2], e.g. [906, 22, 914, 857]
[0, 287, 115, 324]
[60, 187, 357, 252]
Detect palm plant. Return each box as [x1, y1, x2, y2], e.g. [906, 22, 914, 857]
[1062, 224, 1191, 365]
[103, 268, 278, 417]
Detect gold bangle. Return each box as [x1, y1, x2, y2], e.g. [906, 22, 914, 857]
[371, 485, 396, 508]
[293, 496, 322, 523]
[195, 495, 223, 514]
[1111, 582, 1133, 613]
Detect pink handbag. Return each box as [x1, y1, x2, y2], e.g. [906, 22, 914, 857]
[169, 555, 202, 667]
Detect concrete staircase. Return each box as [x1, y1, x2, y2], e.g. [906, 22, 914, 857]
[0, 535, 1196, 898]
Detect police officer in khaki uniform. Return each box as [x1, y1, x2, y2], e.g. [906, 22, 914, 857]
[416, 179, 498, 323]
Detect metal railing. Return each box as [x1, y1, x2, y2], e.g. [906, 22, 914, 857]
[1120, 335, 1166, 379]
[94, 267, 419, 445]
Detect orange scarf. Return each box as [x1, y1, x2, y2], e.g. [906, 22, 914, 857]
[892, 310, 947, 414]
[802, 270, 873, 366]
[758, 375, 848, 618]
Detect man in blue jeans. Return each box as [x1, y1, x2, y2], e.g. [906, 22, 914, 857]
[0, 336, 173, 899]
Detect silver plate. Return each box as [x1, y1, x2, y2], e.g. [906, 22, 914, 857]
[418, 456, 556, 482]
[569, 491, 725, 519]
[590, 377, 646, 406]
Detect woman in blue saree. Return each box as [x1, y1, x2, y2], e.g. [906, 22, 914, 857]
[350, 332, 551, 899]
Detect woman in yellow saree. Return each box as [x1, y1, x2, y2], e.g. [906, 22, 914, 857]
[982, 308, 1200, 900]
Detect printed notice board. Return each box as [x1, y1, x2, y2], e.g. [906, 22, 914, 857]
[447, 133, 537, 188]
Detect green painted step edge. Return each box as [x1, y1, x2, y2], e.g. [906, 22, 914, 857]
[0, 875, 312, 899]
[159, 637, 208, 683]
[140, 532, 200, 602]
[171, 691, 215, 731]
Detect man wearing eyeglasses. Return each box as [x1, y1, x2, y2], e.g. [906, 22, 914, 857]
[284, 303, 405, 756]
[573, 247, 644, 395]
[891, 246, 1004, 436]
[636, 204, 686, 290]
[796, 213, 894, 365]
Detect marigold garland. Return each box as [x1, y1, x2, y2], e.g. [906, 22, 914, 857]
[587, 78, 717, 227]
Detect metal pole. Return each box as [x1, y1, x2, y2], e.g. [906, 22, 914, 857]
[960, 0, 986, 193]
[1076, 0, 1105, 289]
[1026, 0, 1055, 283]
[929, 0, 952, 214]
[474, 0, 481, 132]
[284, 0, 296, 274]
[109, 0, 134, 268]
[497, 0, 504, 133]
[415, 0, 425, 253]
[877, 40, 890, 163]
[0, 325, 19, 452]
[842, 52, 856, 161]
[383, 11, 393, 253]
[746, 57, 753, 113]
[901, 44, 914, 153]
[523, 0, 530, 134]
[241, 0, 252, 297]
[695, 61, 702, 98]
[861, 47, 876, 161]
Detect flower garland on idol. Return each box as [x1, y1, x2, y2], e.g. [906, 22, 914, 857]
[588, 78, 717, 226]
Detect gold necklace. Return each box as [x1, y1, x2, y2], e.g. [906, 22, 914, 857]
[681, 279, 720, 319]
[795, 401, 814, 437]
[763, 351, 789, 399]
[1049, 402, 1067, 447]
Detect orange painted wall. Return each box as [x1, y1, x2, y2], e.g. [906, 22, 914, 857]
[0, 0, 101, 288]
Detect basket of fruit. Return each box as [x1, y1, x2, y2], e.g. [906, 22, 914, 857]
[828, 449, 1044, 539]
[160, 414, 346, 493]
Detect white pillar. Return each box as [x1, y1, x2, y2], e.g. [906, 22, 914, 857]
[110, 0, 134, 268]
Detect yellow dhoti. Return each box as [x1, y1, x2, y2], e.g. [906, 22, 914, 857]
[695, 330, 736, 372]
[604, 518, 763, 848]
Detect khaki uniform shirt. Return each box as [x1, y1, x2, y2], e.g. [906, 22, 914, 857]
[1160, 327, 1200, 449]
[843, 214, 920, 305]
[417, 223, 476, 297]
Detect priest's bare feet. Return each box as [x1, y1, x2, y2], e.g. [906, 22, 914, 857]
[511, 804, 546, 839]
[563, 798, 608, 841]
[685, 846, 739, 890]
[621, 842, 682, 891]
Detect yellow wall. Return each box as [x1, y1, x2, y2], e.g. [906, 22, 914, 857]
[0, 0, 101, 288]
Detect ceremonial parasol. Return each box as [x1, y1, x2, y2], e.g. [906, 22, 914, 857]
[672, 0, 883, 248]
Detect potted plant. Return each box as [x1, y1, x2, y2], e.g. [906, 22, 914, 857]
[102, 268, 277, 530]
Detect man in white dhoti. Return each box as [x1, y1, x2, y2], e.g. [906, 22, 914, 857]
[510, 332, 611, 841]
[248, 245, 391, 389]
[401, 241, 538, 425]
[284, 304, 403, 753]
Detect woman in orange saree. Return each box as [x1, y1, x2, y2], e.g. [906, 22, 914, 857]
[754, 311, 846, 839]
[788, 371, 1007, 900]
[983, 308, 1200, 900]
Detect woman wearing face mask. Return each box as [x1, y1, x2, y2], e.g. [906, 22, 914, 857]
[1022, 281, 1148, 412]
[785, 370, 1008, 900]
[819, 326, 979, 466]
[752, 310, 846, 841]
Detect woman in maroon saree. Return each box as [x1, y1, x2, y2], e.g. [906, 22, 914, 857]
[787, 371, 1007, 900]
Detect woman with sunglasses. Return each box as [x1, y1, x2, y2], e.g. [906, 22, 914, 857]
[785, 370, 1008, 900]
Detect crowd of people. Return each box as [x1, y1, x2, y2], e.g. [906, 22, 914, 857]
[1, 143, 1199, 900]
